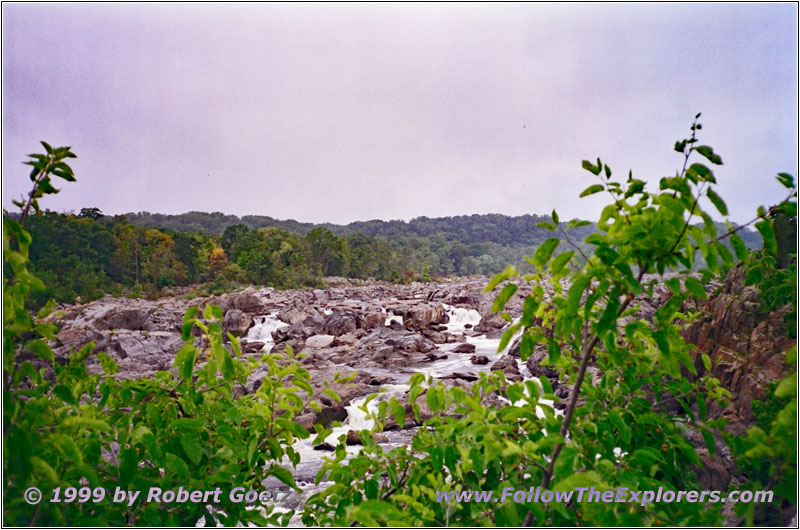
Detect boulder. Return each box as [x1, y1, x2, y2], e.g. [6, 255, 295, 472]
[490, 355, 523, 382]
[402, 304, 449, 330]
[524, 344, 558, 379]
[475, 312, 507, 338]
[277, 307, 311, 325]
[93, 306, 152, 331]
[315, 403, 348, 426]
[232, 287, 264, 313]
[56, 326, 106, 353]
[305, 334, 335, 349]
[452, 343, 476, 353]
[222, 309, 253, 337]
[272, 314, 326, 343]
[324, 309, 359, 336]
[470, 355, 490, 365]
[362, 312, 385, 330]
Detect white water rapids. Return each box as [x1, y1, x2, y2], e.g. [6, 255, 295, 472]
[229, 304, 554, 525]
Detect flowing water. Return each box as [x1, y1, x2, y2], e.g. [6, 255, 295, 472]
[239, 304, 552, 524]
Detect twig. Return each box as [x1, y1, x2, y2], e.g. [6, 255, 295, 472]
[522, 265, 649, 526]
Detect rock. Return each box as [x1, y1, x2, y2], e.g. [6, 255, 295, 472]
[305, 334, 335, 349]
[85, 330, 184, 379]
[692, 448, 730, 491]
[93, 306, 152, 331]
[452, 343, 476, 353]
[475, 312, 506, 333]
[295, 412, 316, 432]
[681, 264, 794, 432]
[362, 312, 385, 330]
[525, 344, 558, 379]
[241, 341, 265, 353]
[441, 372, 480, 382]
[490, 355, 523, 382]
[402, 303, 448, 330]
[56, 326, 105, 352]
[313, 443, 335, 452]
[315, 403, 348, 426]
[272, 314, 325, 343]
[470, 355, 490, 365]
[346, 430, 362, 445]
[232, 287, 264, 313]
[425, 331, 447, 344]
[324, 309, 359, 336]
[222, 309, 253, 337]
[387, 320, 404, 331]
[277, 307, 311, 325]
[353, 328, 438, 368]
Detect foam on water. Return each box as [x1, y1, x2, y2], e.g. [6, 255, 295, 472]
[246, 312, 289, 352]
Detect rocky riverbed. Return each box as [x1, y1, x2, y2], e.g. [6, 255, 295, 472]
[43, 270, 795, 524]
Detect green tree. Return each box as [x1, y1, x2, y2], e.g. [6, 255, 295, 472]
[301, 116, 797, 526]
[305, 227, 349, 277]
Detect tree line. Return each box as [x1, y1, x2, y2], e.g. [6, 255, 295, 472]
[7, 206, 766, 306]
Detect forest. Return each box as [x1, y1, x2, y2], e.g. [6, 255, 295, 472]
[10, 207, 763, 308]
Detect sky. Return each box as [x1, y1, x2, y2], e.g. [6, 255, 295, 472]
[2, 3, 797, 225]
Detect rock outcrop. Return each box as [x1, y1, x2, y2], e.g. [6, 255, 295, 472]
[682, 265, 794, 427]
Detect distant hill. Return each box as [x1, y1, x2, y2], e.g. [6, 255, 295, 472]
[122, 210, 762, 251]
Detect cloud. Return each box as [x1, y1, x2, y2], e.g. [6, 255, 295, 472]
[3, 3, 797, 224]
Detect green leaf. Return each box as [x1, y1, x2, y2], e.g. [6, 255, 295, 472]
[567, 276, 591, 314]
[521, 297, 539, 327]
[97, 352, 119, 375]
[484, 265, 516, 292]
[390, 399, 405, 429]
[695, 145, 723, 165]
[539, 376, 553, 395]
[730, 234, 749, 263]
[551, 210, 559, 224]
[533, 238, 560, 268]
[714, 242, 733, 266]
[774, 374, 796, 398]
[520, 333, 534, 360]
[701, 353, 712, 372]
[322, 388, 341, 403]
[62, 416, 112, 432]
[581, 160, 601, 176]
[119, 447, 138, 486]
[755, 219, 777, 255]
[547, 339, 561, 363]
[701, 428, 716, 456]
[165, 452, 188, 475]
[29, 339, 54, 362]
[776, 172, 796, 189]
[706, 189, 728, 216]
[567, 220, 592, 229]
[491, 283, 518, 313]
[536, 222, 555, 231]
[580, 184, 604, 197]
[181, 433, 204, 465]
[684, 277, 708, 300]
[174, 344, 196, 380]
[550, 251, 574, 276]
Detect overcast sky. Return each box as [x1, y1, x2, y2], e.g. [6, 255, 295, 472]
[2, 3, 797, 224]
